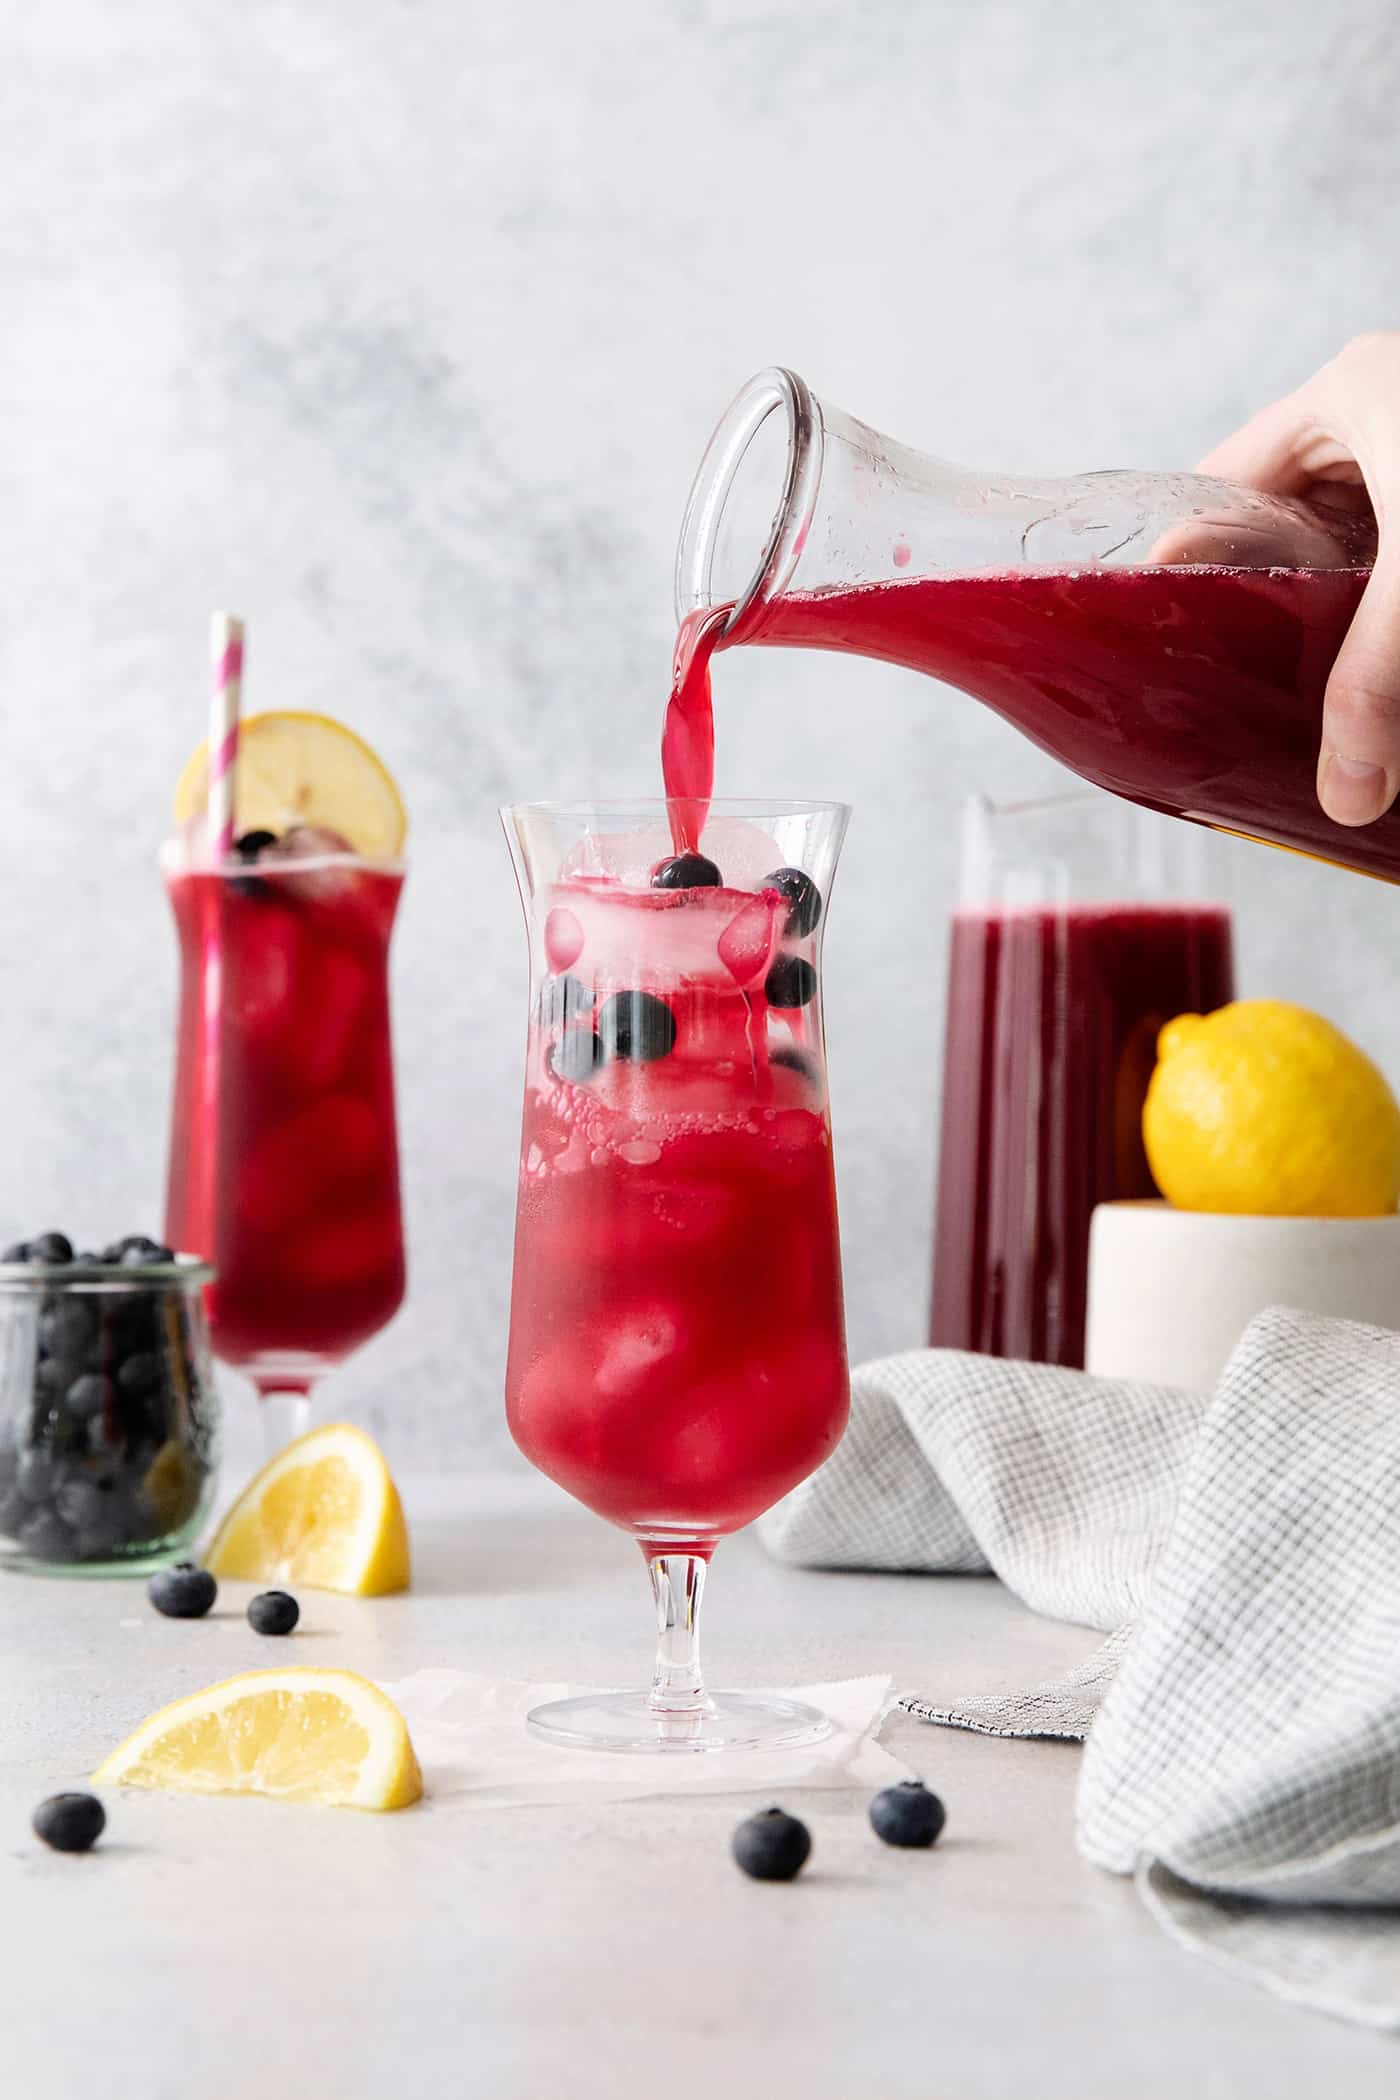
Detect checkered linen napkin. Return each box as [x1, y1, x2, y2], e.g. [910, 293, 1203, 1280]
[761, 1307, 1400, 2028]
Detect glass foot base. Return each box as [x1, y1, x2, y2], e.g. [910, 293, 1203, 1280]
[526, 1690, 834, 1755]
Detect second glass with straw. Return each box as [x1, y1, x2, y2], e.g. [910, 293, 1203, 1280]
[162, 616, 408, 1450]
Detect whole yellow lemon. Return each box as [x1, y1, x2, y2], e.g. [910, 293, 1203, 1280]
[1143, 999, 1400, 1217]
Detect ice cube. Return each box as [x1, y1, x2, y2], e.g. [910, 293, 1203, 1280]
[261, 824, 359, 903]
[265, 824, 355, 861]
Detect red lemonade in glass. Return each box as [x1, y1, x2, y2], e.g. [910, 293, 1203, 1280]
[503, 801, 849, 1752]
[164, 848, 405, 1420]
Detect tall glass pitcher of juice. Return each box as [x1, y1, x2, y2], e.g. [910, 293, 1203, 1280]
[931, 793, 1234, 1369]
[675, 368, 1385, 880]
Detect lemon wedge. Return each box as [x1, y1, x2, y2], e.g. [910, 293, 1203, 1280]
[173, 710, 406, 859]
[94, 1668, 422, 1810]
[205, 1423, 411, 1596]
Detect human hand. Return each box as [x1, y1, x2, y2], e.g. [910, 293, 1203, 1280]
[1199, 334, 1400, 827]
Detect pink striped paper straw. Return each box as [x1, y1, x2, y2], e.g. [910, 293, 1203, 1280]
[207, 612, 245, 861]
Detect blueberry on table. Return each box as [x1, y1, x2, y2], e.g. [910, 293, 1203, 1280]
[538, 972, 594, 1031]
[869, 1780, 946, 1849]
[32, 1793, 105, 1854]
[148, 1562, 217, 1619]
[764, 957, 817, 1009]
[247, 1590, 300, 1636]
[2, 1241, 31, 1263]
[596, 990, 678, 1063]
[29, 1233, 74, 1265]
[762, 867, 822, 938]
[651, 852, 722, 891]
[548, 1028, 600, 1085]
[732, 1806, 812, 1882]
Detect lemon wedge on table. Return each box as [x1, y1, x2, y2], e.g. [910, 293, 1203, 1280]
[205, 1423, 411, 1596]
[1143, 999, 1400, 1217]
[173, 710, 407, 859]
[93, 1669, 422, 1811]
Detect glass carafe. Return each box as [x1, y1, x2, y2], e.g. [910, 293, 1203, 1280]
[676, 368, 1388, 880]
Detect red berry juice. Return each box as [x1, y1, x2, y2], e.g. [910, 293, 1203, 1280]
[930, 901, 1235, 1367]
[505, 875, 848, 1557]
[164, 859, 406, 1384]
[751, 566, 1384, 878]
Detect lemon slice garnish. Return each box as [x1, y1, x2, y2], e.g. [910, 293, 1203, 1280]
[174, 710, 406, 859]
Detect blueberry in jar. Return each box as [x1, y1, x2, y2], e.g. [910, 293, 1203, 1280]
[596, 989, 678, 1063]
[29, 1232, 74, 1265]
[762, 867, 822, 938]
[764, 957, 817, 1009]
[64, 1373, 112, 1422]
[234, 829, 279, 862]
[651, 852, 722, 891]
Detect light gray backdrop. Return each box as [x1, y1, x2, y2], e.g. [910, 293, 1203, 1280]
[3, 0, 1398, 1461]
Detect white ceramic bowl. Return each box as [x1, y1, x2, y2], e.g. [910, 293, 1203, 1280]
[1086, 1201, 1400, 1392]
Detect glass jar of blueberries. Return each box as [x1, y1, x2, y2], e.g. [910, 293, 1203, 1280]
[0, 1233, 219, 1575]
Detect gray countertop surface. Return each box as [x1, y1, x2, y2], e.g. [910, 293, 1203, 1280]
[2, 1463, 1393, 2100]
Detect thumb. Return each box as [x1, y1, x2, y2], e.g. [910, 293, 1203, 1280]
[1318, 551, 1400, 826]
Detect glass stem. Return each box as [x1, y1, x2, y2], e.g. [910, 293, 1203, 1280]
[647, 1554, 715, 1717]
[257, 1386, 312, 1456]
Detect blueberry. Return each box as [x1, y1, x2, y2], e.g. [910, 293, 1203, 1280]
[247, 1590, 300, 1636]
[651, 852, 722, 891]
[19, 1508, 73, 1561]
[113, 1237, 173, 1268]
[148, 1562, 217, 1619]
[764, 957, 817, 1009]
[732, 1806, 811, 1882]
[2, 1241, 31, 1264]
[596, 990, 678, 1063]
[770, 1045, 819, 1081]
[234, 829, 279, 862]
[116, 1352, 161, 1398]
[54, 1478, 108, 1535]
[64, 1373, 112, 1422]
[869, 1780, 946, 1849]
[32, 1793, 105, 1854]
[17, 1449, 57, 1504]
[40, 1299, 95, 1361]
[538, 973, 594, 1031]
[548, 1029, 600, 1085]
[763, 867, 822, 938]
[29, 1232, 73, 1266]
